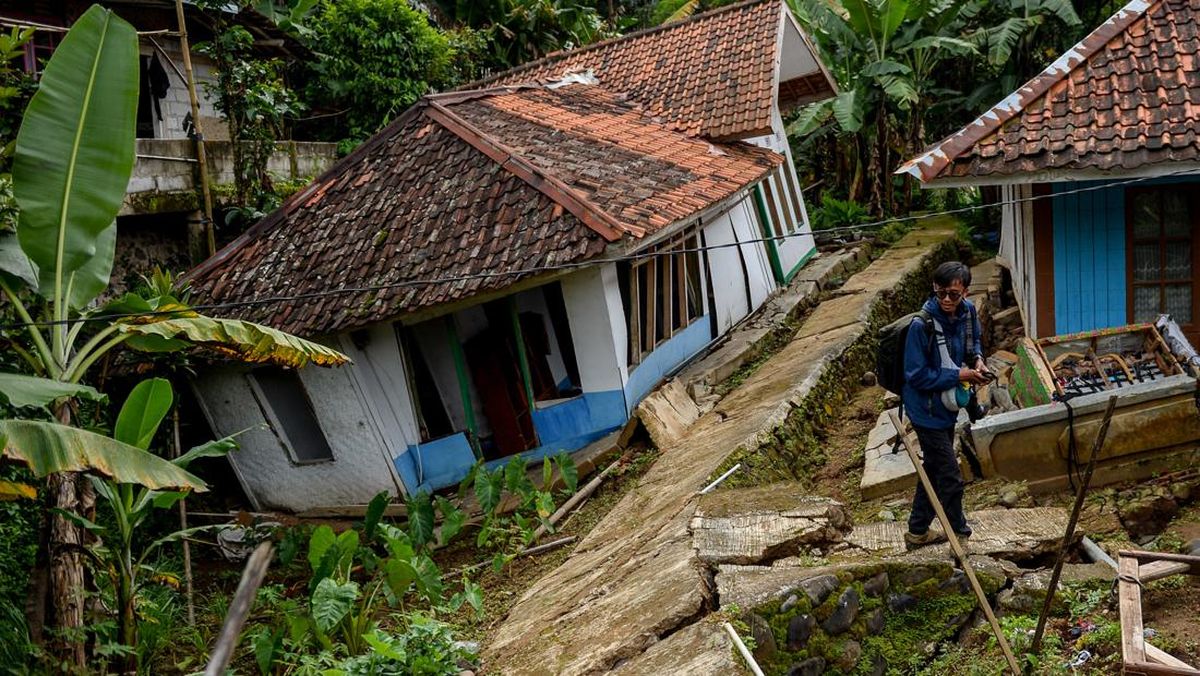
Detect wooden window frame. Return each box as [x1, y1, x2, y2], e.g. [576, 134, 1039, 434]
[627, 231, 704, 366]
[1125, 187, 1200, 332]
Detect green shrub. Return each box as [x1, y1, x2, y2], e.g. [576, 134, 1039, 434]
[335, 616, 470, 675]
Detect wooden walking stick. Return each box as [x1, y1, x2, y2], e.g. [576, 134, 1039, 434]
[887, 409, 1021, 674]
[1030, 395, 1118, 653]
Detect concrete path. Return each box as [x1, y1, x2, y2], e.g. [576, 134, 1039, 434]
[483, 223, 958, 674]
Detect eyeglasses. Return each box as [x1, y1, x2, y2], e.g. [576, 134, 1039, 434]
[934, 288, 963, 301]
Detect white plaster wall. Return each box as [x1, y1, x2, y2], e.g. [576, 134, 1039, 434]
[704, 208, 752, 333]
[193, 364, 400, 512]
[561, 264, 628, 397]
[732, 199, 778, 308]
[779, 14, 822, 81]
[336, 326, 421, 496]
[746, 110, 817, 273]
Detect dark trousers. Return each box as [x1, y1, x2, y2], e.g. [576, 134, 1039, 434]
[907, 425, 969, 534]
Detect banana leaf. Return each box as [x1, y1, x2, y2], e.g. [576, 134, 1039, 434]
[0, 372, 107, 409]
[12, 5, 137, 307]
[120, 316, 351, 368]
[0, 419, 207, 491]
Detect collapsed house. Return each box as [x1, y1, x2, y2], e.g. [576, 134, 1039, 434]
[183, 0, 838, 512]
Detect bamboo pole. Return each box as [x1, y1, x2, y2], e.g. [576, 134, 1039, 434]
[1031, 396, 1118, 653]
[529, 458, 619, 543]
[172, 409, 196, 626]
[173, 0, 216, 257]
[886, 409, 1020, 674]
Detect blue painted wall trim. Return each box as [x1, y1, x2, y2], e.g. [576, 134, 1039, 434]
[395, 433, 477, 494]
[1050, 176, 1200, 335]
[394, 390, 626, 494]
[624, 316, 712, 407]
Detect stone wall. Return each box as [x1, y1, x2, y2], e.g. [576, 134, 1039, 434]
[121, 139, 338, 216]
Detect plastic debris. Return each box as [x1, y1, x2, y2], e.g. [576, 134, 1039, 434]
[1068, 650, 1092, 668]
[1143, 627, 1157, 639]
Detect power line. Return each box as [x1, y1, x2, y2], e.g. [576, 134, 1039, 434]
[0, 167, 1191, 332]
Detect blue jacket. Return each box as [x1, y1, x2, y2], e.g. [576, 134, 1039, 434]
[901, 297, 981, 430]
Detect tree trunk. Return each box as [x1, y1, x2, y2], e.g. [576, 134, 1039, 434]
[31, 404, 90, 670]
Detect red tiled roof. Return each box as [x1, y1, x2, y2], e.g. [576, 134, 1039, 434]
[898, 0, 1200, 184]
[186, 84, 780, 336]
[471, 0, 834, 141]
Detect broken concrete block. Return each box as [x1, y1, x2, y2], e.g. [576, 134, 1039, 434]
[610, 620, 740, 674]
[800, 574, 839, 606]
[692, 486, 850, 564]
[635, 379, 700, 448]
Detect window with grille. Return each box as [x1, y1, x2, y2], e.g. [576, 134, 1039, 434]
[1128, 189, 1196, 324]
[623, 232, 704, 365]
[759, 166, 804, 238]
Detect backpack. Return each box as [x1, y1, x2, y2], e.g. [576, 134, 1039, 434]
[876, 310, 933, 395]
[875, 306, 979, 395]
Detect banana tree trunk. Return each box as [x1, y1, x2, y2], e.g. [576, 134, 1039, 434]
[43, 404, 89, 669]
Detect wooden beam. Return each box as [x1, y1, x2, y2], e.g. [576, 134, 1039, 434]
[1138, 560, 1197, 583]
[1120, 555, 1146, 665]
[1119, 550, 1200, 566]
[1125, 662, 1200, 676]
[1145, 643, 1199, 672]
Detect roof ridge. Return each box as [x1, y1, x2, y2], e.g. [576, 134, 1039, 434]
[896, 0, 1158, 183]
[462, 0, 776, 90]
[424, 99, 640, 242]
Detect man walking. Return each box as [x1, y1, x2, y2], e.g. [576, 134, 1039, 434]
[902, 261, 988, 548]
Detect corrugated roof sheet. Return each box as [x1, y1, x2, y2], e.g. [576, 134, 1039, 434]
[186, 84, 780, 336]
[899, 0, 1199, 183]
[472, 0, 832, 140]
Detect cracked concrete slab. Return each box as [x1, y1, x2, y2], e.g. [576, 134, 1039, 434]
[610, 620, 744, 674]
[845, 507, 1072, 559]
[482, 226, 957, 675]
[692, 487, 849, 564]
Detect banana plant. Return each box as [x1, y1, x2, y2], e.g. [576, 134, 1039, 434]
[52, 378, 234, 671]
[0, 5, 345, 662]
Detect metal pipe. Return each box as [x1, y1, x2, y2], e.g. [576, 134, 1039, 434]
[1081, 536, 1118, 571]
[723, 622, 765, 676]
[136, 153, 198, 163]
[700, 463, 741, 494]
[173, 0, 216, 257]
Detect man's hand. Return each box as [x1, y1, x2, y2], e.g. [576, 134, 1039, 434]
[959, 367, 988, 385]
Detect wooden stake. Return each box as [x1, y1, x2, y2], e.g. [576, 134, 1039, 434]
[886, 409, 1021, 674]
[529, 458, 619, 543]
[173, 0, 216, 257]
[204, 542, 273, 676]
[1119, 554, 1145, 665]
[172, 409, 196, 627]
[1032, 395, 1118, 653]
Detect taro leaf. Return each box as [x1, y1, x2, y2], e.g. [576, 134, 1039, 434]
[554, 453, 578, 493]
[462, 580, 483, 614]
[119, 316, 350, 368]
[405, 493, 435, 548]
[114, 377, 173, 449]
[0, 373, 106, 409]
[362, 491, 388, 542]
[435, 496, 464, 546]
[381, 524, 414, 562]
[307, 525, 335, 574]
[541, 456, 552, 490]
[535, 491, 555, 519]
[411, 553, 443, 601]
[474, 468, 501, 516]
[505, 456, 530, 495]
[311, 577, 358, 634]
[491, 553, 506, 573]
[382, 557, 417, 598]
[252, 626, 283, 676]
[13, 6, 137, 307]
[0, 419, 205, 490]
[334, 529, 359, 575]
